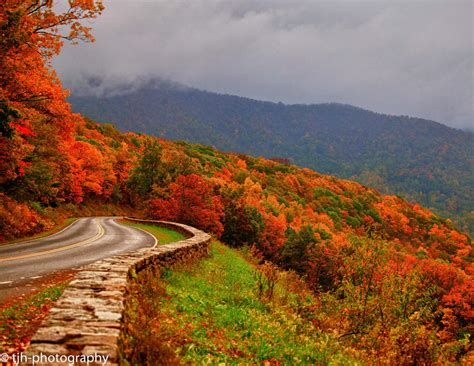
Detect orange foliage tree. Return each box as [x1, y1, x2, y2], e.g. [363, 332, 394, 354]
[0, 0, 103, 192]
[149, 174, 224, 236]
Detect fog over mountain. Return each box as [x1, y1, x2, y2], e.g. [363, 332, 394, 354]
[54, 0, 473, 130]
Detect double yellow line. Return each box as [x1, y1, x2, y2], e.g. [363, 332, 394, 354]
[0, 220, 105, 263]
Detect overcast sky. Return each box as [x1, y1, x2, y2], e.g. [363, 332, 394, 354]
[54, 0, 473, 130]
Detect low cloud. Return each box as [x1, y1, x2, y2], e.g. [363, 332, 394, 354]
[54, 0, 473, 129]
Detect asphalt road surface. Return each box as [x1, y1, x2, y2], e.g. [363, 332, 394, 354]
[0, 217, 156, 301]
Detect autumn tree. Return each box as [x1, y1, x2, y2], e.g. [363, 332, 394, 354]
[1, 0, 104, 115]
[0, 0, 103, 188]
[149, 174, 224, 236]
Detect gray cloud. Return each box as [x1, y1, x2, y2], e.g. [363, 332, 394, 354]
[54, 0, 473, 129]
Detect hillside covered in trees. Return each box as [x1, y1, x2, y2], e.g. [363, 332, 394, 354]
[0, 1, 473, 363]
[70, 80, 474, 233]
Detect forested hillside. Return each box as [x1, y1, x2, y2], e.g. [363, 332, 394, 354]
[70, 81, 474, 233]
[1, 1, 473, 363]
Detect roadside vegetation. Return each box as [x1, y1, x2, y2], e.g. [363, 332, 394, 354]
[120, 220, 186, 245]
[122, 241, 360, 365]
[122, 240, 473, 365]
[0, 281, 69, 353]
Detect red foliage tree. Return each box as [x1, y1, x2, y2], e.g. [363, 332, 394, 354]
[149, 174, 224, 236]
[0, 0, 103, 189]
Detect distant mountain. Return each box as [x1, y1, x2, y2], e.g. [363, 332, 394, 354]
[69, 81, 474, 233]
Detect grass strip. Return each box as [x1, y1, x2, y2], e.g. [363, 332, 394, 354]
[120, 220, 186, 245]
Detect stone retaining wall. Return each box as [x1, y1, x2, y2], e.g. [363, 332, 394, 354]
[24, 218, 211, 365]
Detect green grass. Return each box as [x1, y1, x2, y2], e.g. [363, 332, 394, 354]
[120, 220, 186, 245]
[0, 282, 68, 351]
[123, 242, 360, 365]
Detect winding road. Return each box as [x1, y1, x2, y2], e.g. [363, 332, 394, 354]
[0, 217, 156, 301]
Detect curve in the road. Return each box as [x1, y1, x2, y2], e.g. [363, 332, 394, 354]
[0, 217, 156, 285]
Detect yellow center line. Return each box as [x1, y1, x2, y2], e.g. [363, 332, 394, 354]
[0, 220, 105, 263]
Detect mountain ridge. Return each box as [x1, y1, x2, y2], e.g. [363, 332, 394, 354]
[67, 78, 474, 132]
[68, 80, 474, 233]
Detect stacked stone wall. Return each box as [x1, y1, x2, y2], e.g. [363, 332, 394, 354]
[24, 218, 211, 365]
